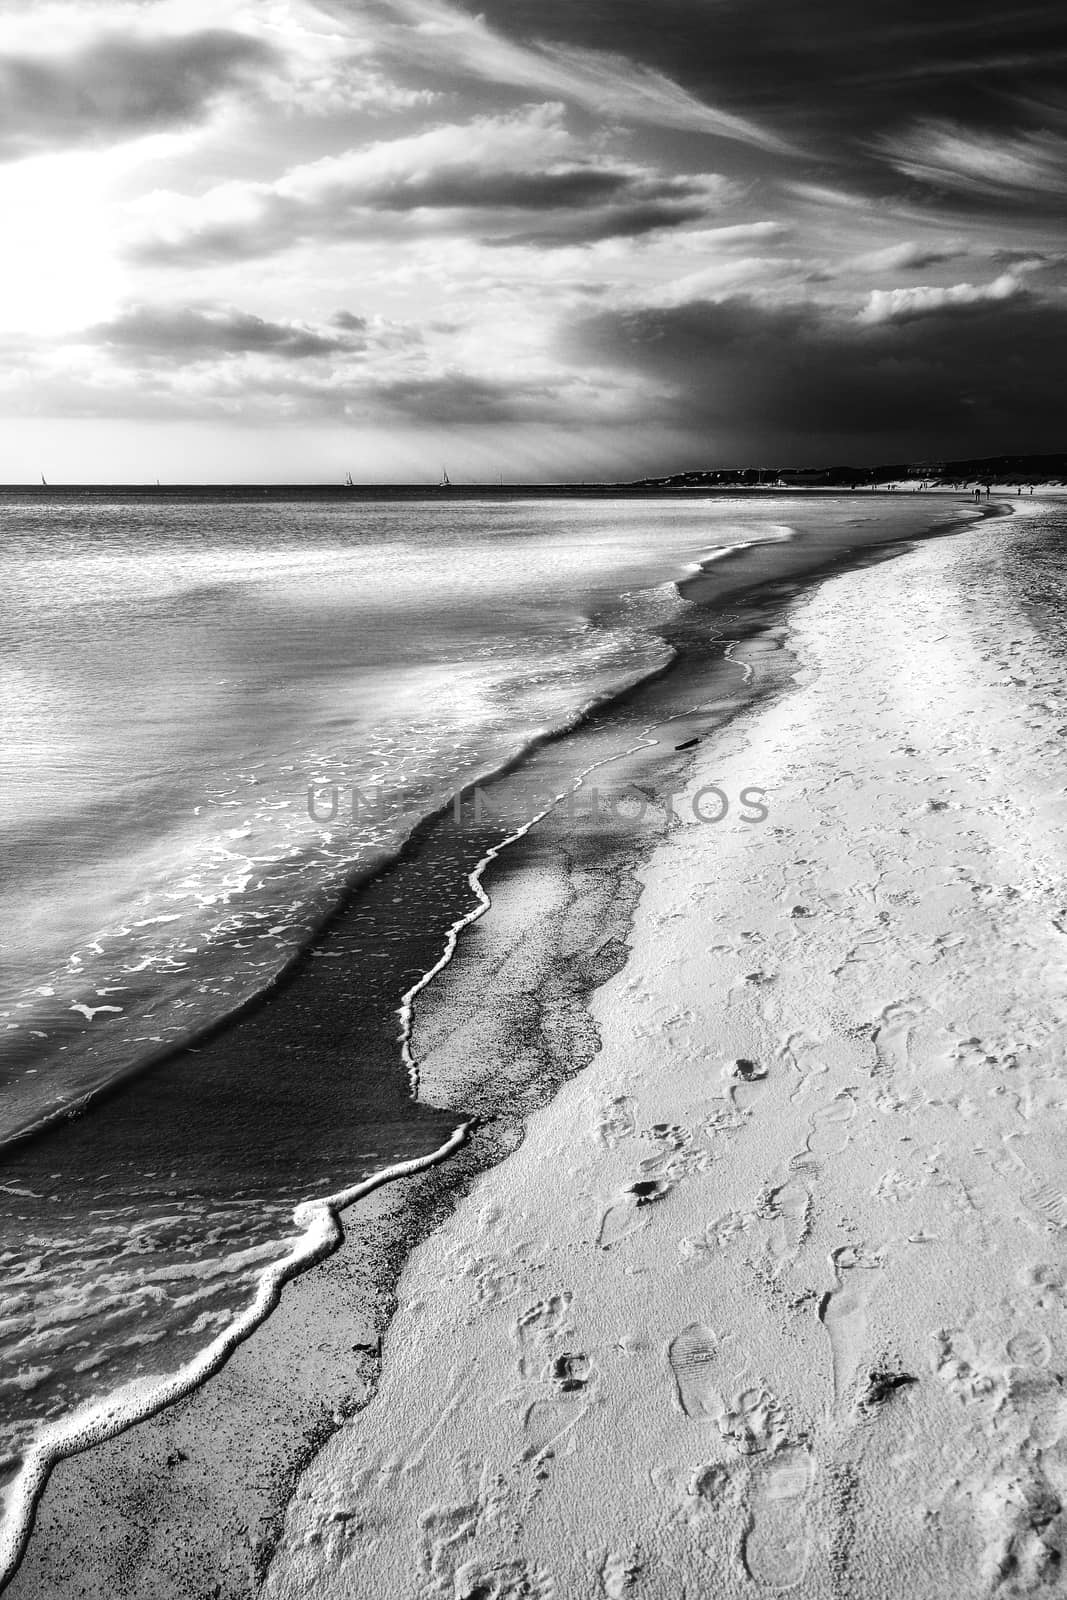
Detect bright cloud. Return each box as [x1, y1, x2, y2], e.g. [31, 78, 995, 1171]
[861, 272, 1025, 322]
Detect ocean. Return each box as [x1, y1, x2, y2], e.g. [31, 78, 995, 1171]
[0, 489, 987, 1564]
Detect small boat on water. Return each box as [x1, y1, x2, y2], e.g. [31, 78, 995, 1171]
[345, 472, 354, 487]
[440, 466, 451, 487]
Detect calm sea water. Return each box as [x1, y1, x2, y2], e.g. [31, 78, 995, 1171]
[1, 495, 757, 1144]
[0, 490, 1006, 1553]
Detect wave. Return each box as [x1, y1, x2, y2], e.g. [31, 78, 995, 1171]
[0, 579, 701, 1155]
[0, 640, 680, 1156]
[0, 1122, 472, 1590]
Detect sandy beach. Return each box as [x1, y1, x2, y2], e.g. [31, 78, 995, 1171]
[9, 500, 1066, 1598]
[262, 501, 1067, 1598]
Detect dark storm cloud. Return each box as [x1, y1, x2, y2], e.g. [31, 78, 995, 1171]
[569, 285, 1067, 460]
[89, 304, 359, 361]
[417, 0, 1067, 206]
[0, 30, 277, 161]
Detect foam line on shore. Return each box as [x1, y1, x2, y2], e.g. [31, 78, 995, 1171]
[0, 1120, 473, 1593]
[691, 523, 796, 570]
[398, 738, 659, 1097]
[395, 524, 810, 1095]
[396, 669, 754, 1098]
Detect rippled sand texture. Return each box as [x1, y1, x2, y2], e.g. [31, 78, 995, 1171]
[263, 506, 1067, 1599]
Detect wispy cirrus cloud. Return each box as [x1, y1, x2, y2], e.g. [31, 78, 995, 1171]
[879, 118, 1067, 203]
[325, 0, 797, 154]
[379, 0, 1067, 181]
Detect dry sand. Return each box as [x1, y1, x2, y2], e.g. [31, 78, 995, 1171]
[258, 505, 1067, 1599]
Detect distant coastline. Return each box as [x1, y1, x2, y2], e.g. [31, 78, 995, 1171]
[4, 453, 1065, 495]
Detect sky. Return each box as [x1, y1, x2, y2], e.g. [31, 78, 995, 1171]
[0, 0, 1064, 482]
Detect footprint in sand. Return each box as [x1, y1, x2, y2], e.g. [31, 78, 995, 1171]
[1000, 1151, 1067, 1234]
[515, 1294, 572, 1379]
[764, 1094, 857, 1276]
[521, 1394, 589, 1461]
[726, 1058, 769, 1113]
[765, 1171, 812, 1275]
[819, 1246, 884, 1404]
[778, 1031, 827, 1102]
[804, 1091, 857, 1159]
[872, 1000, 920, 1076]
[1025, 1179, 1067, 1232]
[641, 1122, 691, 1153]
[681, 1209, 752, 1266]
[668, 1324, 721, 1420]
[742, 1444, 816, 1591]
[596, 1096, 636, 1149]
[519, 1355, 594, 1463]
[1006, 1328, 1052, 1369]
[717, 1385, 789, 1456]
[598, 1180, 672, 1250]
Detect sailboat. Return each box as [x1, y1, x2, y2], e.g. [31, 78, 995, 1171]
[440, 466, 451, 488]
[345, 472, 354, 487]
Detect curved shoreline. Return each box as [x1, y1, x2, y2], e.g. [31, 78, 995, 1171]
[0, 1122, 474, 1591]
[0, 647, 679, 1158]
[1, 494, 1009, 1596]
